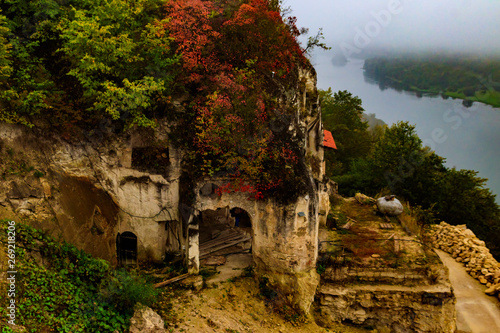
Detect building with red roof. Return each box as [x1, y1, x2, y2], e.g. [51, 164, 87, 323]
[322, 130, 337, 149]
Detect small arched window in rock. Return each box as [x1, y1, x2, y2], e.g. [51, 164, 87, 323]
[230, 207, 252, 228]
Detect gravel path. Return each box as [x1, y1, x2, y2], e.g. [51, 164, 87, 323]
[436, 249, 500, 333]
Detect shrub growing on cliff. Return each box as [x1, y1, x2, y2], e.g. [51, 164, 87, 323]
[100, 269, 157, 315]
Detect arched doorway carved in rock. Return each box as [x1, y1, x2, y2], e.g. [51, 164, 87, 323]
[198, 207, 252, 259]
[116, 231, 138, 266]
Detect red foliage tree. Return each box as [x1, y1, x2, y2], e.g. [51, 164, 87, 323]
[162, 0, 308, 200]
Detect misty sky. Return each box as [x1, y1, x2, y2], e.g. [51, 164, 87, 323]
[286, 0, 500, 57]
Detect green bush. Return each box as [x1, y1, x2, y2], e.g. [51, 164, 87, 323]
[100, 270, 157, 315]
[0, 221, 151, 332]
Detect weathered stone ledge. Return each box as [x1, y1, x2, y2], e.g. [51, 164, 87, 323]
[315, 282, 455, 333]
[322, 266, 429, 286]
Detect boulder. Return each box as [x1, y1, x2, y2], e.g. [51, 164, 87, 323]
[129, 303, 166, 333]
[179, 275, 204, 291]
[376, 195, 403, 216]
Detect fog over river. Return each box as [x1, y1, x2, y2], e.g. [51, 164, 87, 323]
[311, 54, 500, 202]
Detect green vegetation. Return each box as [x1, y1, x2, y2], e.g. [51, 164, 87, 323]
[0, 221, 157, 332]
[0, 0, 178, 128]
[0, 146, 37, 179]
[321, 89, 374, 177]
[320, 89, 500, 259]
[363, 55, 500, 107]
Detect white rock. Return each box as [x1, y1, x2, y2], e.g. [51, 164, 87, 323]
[129, 303, 166, 333]
[376, 196, 403, 216]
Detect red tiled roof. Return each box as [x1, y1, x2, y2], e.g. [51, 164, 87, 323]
[323, 130, 337, 149]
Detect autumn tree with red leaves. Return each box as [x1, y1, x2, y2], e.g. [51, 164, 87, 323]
[162, 0, 311, 201]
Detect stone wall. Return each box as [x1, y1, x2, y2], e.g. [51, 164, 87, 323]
[315, 231, 456, 332]
[322, 266, 429, 286]
[430, 222, 500, 300]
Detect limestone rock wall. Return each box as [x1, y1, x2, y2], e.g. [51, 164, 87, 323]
[0, 123, 185, 264]
[430, 222, 500, 299]
[315, 253, 456, 333]
[315, 284, 456, 333]
[0, 63, 329, 315]
[193, 180, 320, 313]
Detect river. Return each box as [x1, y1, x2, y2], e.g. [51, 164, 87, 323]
[311, 53, 500, 202]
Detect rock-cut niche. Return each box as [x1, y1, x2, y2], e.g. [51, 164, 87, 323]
[116, 231, 138, 266]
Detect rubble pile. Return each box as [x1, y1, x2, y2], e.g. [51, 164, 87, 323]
[430, 222, 500, 300]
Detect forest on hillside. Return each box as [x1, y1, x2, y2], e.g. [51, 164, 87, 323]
[321, 89, 500, 259]
[363, 55, 500, 107]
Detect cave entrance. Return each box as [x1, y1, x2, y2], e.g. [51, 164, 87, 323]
[116, 232, 137, 266]
[198, 207, 252, 264]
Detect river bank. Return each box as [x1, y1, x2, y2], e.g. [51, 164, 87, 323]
[311, 54, 500, 203]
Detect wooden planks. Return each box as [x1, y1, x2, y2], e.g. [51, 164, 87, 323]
[200, 236, 251, 258]
[199, 229, 251, 258]
[341, 221, 354, 230]
[200, 230, 242, 248]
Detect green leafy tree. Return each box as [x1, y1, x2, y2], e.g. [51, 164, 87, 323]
[320, 89, 372, 176]
[0, 12, 15, 123]
[368, 121, 447, 203]
[0, 0, 179, 129]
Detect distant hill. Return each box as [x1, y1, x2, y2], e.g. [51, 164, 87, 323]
[363, 55, 500, 108]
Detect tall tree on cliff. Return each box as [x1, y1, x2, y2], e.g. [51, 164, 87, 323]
[320, 89, 373, 177]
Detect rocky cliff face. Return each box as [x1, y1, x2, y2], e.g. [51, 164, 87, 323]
[0, 121, 182, 264]
[0, 65, 330, 314]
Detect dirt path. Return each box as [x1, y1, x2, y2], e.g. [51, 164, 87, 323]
[436, 249, 500, 333]
[161, 276, 371, 333]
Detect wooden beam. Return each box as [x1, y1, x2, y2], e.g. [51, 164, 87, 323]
[200, 232, 244, 250]
[153, 273, 190, 288]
